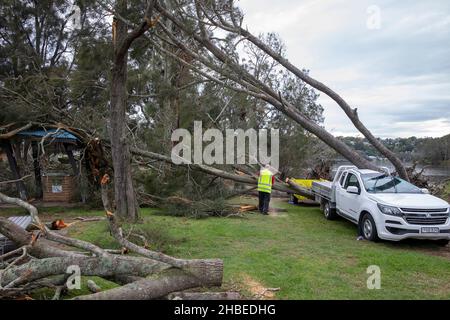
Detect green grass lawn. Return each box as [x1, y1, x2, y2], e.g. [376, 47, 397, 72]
[3, 197, 450, 299]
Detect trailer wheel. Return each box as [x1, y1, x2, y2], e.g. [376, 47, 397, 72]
[323, 201, 337, 220]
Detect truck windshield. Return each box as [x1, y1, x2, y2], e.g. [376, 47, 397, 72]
[361, 173, 422, 194]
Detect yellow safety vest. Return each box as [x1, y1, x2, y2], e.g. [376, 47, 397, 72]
[257, 169, 273, 193]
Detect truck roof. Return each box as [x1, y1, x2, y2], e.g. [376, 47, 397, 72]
[356, 169, 381, 175]
[335, 165, 388, 178]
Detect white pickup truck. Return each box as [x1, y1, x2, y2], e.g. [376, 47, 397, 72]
[312, 166, 450, 244]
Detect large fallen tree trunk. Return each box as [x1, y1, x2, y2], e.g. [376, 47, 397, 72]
[74, 268, 220, 300]
[0, 254, 169, 287]
[147, 1, 409, 180]
[209, 9, 409, 181]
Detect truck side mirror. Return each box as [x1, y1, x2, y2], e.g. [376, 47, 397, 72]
[421, 188, 430, 194]
[347, 186, 360, 195]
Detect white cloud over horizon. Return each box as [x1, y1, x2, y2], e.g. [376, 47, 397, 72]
[238, 0, 450, 138]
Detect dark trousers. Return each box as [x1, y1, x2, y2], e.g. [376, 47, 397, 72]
[258, 191, 271, 214]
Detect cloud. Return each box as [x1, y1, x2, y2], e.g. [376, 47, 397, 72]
[238, 0, 450, 138]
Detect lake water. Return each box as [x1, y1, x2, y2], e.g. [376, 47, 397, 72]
[332, 159, 450, 182]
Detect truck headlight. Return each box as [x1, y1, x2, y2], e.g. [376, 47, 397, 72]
[377, 203, 402, 216]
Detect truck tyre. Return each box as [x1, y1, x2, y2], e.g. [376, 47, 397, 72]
[361, 213, 379, 242]
[290, 194, 299, 205]
[324, 201, 337, 220]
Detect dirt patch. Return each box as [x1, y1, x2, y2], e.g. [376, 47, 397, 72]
[385, 239, 450, 259]
[269, 207, 287, 213]
[416, 245, 450, 259]
[237, 204, 288, 217]
[268, 211, 287, 217]
[240, 273, 279, 299]
[267, 207, 288, 217]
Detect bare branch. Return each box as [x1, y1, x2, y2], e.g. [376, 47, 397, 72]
[0, 175, 32, 185]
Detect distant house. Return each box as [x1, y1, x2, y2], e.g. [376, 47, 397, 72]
[0, 124, 88, 203]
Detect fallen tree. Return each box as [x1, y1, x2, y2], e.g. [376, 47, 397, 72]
[0, 122, 314, 202]
[130, 146, 315, 199]
[0, 191, 223, 300]
[125, 0, 407, 180]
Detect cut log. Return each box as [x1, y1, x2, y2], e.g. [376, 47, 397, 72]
[50, 219, 74, 230]
[74, 269, 221, 300]
[0, 255, 170, 287]
[239, 205, 258, 212]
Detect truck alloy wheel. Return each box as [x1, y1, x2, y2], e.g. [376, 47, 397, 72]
[324, 203, 330, 218]
[363, 219, 373, 238]
[361, 214, 379, 242]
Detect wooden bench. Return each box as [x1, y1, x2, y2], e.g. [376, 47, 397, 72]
[0, 216, 32, 255]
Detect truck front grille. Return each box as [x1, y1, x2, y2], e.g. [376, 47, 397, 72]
[405, 217, 448, 225]
[400, 208, 448, 213]
[400, 207, 449, 225]
[403, 212, 449, 225]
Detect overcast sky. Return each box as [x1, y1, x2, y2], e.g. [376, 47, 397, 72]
[238, 0, 450, 138]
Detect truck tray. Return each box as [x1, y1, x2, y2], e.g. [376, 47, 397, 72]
[312, 180, 333, 200]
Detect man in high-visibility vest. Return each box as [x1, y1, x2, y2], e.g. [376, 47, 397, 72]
[257, 164, 275, 215]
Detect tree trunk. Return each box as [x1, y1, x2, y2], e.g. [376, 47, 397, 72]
[73, 268, 222, 300]
[109, 0, 139, 221]
[31, 141, 43, 199]
[0, 255, 169, 287]
[1, 141, 28, 200]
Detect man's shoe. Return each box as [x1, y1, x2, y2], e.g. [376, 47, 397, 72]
[262, 212, 269, 215]
[356, 236, 364, 241]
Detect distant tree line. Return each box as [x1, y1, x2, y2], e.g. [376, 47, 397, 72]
[339, 135, 450, 165]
